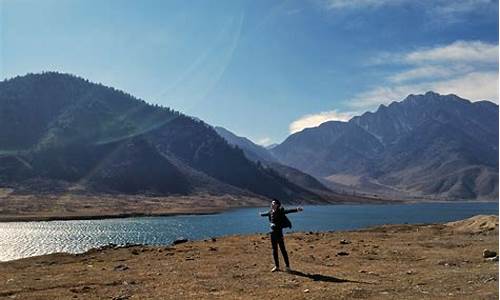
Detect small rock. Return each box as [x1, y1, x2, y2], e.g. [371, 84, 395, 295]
[130, 249, 139, 255]
[359, 270, 367, 273]
[484, 277, 497, 283]
[340, 239, 351, 245]
[113, 264, 129, 271]
[406, 270, 414, 275]
[368, 271, 378, 276]
[211, 237, 217, 242]
[209, 247, 217, 251]
[172, 238, 188, 245]
[483, 249, 497, 258]
[303, 289, 310, 293]
[336, 251, 349, 256]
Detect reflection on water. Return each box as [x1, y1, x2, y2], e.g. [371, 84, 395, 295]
[0, 202, 497, 261]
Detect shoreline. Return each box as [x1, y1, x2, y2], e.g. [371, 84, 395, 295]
[0, 198, 496, 223]
[0, 209, 226, 223]
[2, 214, 498, 263]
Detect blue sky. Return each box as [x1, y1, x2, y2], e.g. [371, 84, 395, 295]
[1, 0, 498, 145]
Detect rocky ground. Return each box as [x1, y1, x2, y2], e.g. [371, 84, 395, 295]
[0, 215, 497, 300]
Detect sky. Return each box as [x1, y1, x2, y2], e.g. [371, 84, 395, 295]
[1, 0, 498, 145]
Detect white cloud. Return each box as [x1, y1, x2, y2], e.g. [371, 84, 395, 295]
[256, 137, 273, 147]
[322, 0, 495, 14]
[323, 0, 398, 9]
[321, 0, 497, 26]
[432, 71, 498, 101]
[404, 41, 498, 64]
[430, 0, 495, 21]
[389, 66, 454, 82]
[289, 110, 356, 134]
[389, 64, 476, 83]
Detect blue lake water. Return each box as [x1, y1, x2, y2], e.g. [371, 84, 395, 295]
[0, 202, 497, 261]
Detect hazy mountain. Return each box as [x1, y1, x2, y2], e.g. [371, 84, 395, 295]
[0, 72, 327, 203]
[213, 127, 277, 163]
[213, 126, 333, 194]
[272, 92, 499, 200]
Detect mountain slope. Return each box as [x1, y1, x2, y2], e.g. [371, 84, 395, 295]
[213, 126, 278, 163]
[0, 72, 323, 203]
[213, 126, 333, 194]
[272, 92, 499, 200]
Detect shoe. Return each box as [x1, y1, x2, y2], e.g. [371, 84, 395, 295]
[285, 266, 292, 273]
[271, 266, 280, 272]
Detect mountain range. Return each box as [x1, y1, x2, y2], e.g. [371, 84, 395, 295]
[1, 73, 497, 201]
[272, 92, 498, 200]
[0, 72, 335, 203]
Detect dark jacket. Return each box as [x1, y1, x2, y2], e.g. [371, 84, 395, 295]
[260, 207, 299, 231]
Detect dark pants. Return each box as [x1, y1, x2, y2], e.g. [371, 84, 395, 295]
[270, 230, 289, 268]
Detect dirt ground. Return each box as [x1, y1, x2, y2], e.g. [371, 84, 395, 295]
[0, 215, 497, 300]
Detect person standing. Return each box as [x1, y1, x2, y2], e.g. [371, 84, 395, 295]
[260, 199, 303, 272]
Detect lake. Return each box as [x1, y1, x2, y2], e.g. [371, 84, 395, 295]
[0, 202, 497, 261]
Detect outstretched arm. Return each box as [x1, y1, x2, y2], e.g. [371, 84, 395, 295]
[284, 207, 303, 214]
[259, 211, 270, 217]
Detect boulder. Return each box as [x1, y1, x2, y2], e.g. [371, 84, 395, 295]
[483, 249, 497, 258]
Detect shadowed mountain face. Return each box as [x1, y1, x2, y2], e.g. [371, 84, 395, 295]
[272, 92, 499, 200]
[0, 72, 323, 203]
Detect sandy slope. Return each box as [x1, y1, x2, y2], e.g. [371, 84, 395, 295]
[0, 215, 497, 299]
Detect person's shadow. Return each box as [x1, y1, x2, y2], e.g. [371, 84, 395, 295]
[288, 270, 373, 284]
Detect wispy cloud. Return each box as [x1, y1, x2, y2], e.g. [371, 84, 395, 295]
[289, 110, 356, 134]
[346, 40, 499, 110]
[321, 0, 497, 24]
[388, 65, 466, 83]
[404, 41, 498, 64]
[322, 0, 399, 10]
[256, 137, 273, 146]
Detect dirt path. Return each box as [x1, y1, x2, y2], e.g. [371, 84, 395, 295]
[0, 216, 497, 299]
